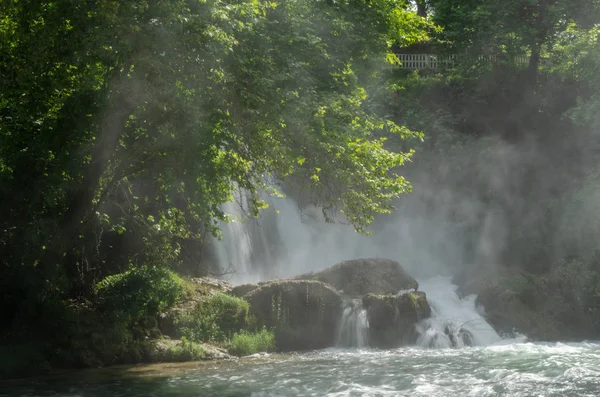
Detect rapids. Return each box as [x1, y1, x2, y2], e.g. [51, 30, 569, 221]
[4, 343, 600, 396]
[37, 193, 594, 396]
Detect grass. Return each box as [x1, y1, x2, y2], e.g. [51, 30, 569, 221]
[175, 292, 250, 343]
[228, 328, 275, 356]
[158, 338, 205, 362]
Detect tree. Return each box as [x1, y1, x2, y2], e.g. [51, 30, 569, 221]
[428, 0, 600, 82]
[0, 0, 428, 332]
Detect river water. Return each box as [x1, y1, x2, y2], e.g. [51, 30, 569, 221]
[4, 277, 599, 396]
[3, 277, 600, 396]
[5, 194, 600, 396]
[3, 342, 600, 396]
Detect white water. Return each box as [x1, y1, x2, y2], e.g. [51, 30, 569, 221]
[415, 276, 509, 348]
[9, 342, 600, 396]
[336, 299, 369, 348]
[216, 193, 397, 282]
[215, 199, 259, 284]
[215, 193, 513, 348]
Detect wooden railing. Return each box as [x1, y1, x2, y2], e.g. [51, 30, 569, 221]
[396, 54, 530, 70]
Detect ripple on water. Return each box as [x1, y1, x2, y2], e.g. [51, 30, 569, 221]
[3, 343, 600, 396]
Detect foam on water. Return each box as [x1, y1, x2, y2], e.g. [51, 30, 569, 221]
[336, 299, 369, 348]
[415, 276, 504, 348]
[6, 342, 600, 396]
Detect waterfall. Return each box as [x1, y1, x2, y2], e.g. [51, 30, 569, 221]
[415, 276, 502, 348]
[214, 200, 257, 284]
[336, 299, 369, 348]
[213, 191, 511, 348]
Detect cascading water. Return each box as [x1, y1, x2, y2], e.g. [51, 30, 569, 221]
[336, 299, 369, 348]
[214, 199, 256, 284]
[415, 276, 503, 348]
[214, 192, 510, 349]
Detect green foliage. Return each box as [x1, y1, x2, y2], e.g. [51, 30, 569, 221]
[157, 338, 205, 363]
[0, 0, 426, 355]
[531, 259, 600, 338]
[175, 293, 250, 343]
[228, 328, 275, 356]
[429, 0, 600, 78]
[96, 266, 185, 319]
[550, 24, 600, 129]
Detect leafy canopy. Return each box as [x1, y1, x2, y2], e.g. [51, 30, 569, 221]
[0, 0, 427, 299]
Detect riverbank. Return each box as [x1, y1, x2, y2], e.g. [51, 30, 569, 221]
[3, 343, 600, 396]
[0, 259, 430, 380]
[0, 270, 276, 380]
[1, 352, 293, 386]
[3, 256, 599, 381]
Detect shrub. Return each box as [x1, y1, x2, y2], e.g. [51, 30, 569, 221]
[160, 338, 205, 362]
[96, 265, 185, 319]
[228, 328, 275, 356]
[175, 292, 249, 343]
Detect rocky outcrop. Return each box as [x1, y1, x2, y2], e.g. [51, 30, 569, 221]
[245, 280, 342, 351]
[146, 338, 233, 362]
[296, 258, 418, 296]
[362, 291, 431, 348]
[454, 264, 560, 340]
[231, 283, 259, 297]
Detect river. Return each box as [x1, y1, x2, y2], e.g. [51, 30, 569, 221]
[3, 342, 600, 396]
[4, 194, 599, 396]
[3, 276, 600, 396]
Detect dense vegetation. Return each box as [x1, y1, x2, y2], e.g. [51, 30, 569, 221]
[396, 0, 600, 339]
[0, 0, 427, 378]
[1, 0, 600, 378]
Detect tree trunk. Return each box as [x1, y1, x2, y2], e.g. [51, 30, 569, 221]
[526, 40, 541, 83]
[416, 0, 428, 18]
[526, 0, 550, 86]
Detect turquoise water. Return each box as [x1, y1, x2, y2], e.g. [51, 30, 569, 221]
[3, 343, 600, 396]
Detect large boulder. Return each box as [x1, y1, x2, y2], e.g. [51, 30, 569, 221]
[362, 291, 431, 348]
[454, 264, 560, 340]
[296, 258, 418, 296]
[245, 280, 342, 351]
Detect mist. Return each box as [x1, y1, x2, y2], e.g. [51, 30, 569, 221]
[214, 110, 600, 287]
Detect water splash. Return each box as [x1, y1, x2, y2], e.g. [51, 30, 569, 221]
[215, 192, 380, 283]
[213, 194, 515, 348]
[336, 299, 369, 348]
[214, 199, 257, 284]
[416, 276, 502, 348]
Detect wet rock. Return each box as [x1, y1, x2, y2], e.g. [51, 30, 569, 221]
[187, 277, 233, 293]
[231, 283, 259, 297]
[201, 343, 235, 360]
[362, 291, 431, 348]
[296, 258, 418, 296]
[454, 264, 559, 340]
[245, 280, 342, 351]
[444, 324, 474, 347]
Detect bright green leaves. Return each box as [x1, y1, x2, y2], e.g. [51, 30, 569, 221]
[1, 0, 427, 289]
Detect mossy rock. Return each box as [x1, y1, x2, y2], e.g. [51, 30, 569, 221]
[362, 291, 431, 348]
[231, 283, 259, 297]
[296, 258, 418, 296]
[245, 280, 342, 351]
